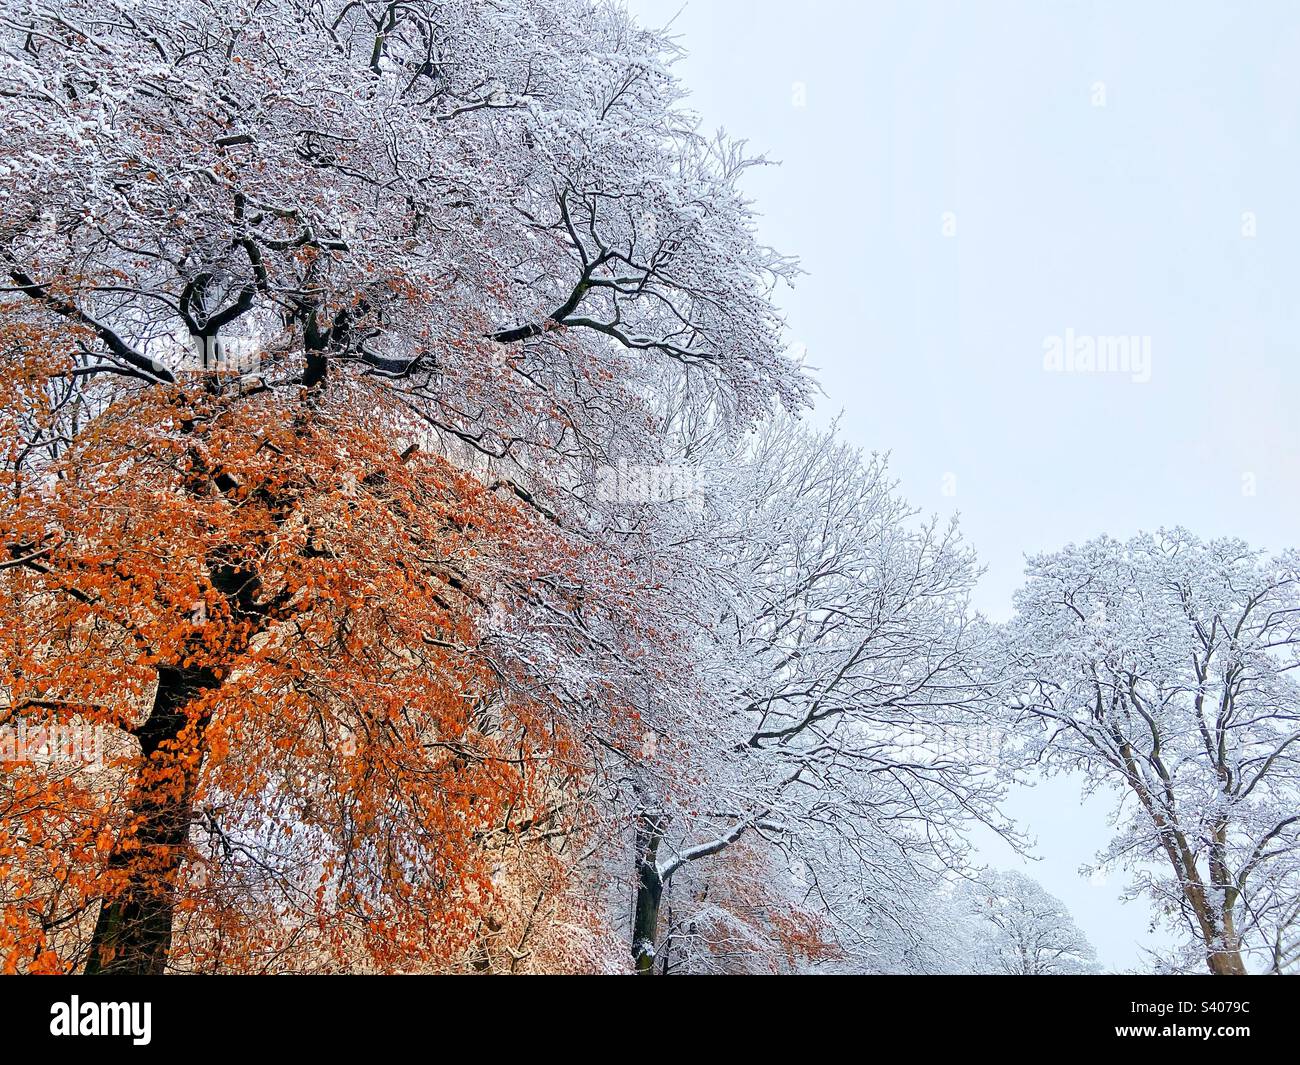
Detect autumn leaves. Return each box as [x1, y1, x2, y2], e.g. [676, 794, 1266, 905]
[0, 367, 616, 972]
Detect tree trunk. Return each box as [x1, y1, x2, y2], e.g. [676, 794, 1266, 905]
[631, 813, 666, 974]
[1206, 950, 1247, 975]
[84, 409, 276, 974]
[85, 665, 218, 974]
[1120, 755, 1249, 977]
[1180, 877, 1246, 975]
[1204, 917, 1247, 976]
[1184, 889, 1246, 975]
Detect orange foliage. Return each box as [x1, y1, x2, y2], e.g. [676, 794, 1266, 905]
[0, 312, 615, 973]
[656, 840, 843, 975]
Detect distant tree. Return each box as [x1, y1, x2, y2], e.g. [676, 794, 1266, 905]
[962, 870, 1099, 975]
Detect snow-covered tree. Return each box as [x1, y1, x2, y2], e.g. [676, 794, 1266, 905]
[0, 0, 807, 974]
[998, 530, 1300, 975]
[961, 869, 1099, 974]
[625, 421, 1013, 972]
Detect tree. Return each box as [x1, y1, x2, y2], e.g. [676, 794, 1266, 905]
[0, 0, 803, 458]
[961, 869, 1099, 975]
[0, 366, 623, 973]
[624, 421, 1012, 973]
[641, 838, 842, 975]
[0, 0, 806, 973]
[999, 530, 1300, 975]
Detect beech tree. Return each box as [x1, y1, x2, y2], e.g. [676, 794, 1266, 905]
[0, 0, 805, 973]
[0, 360, 650, 972]
[999, 530, 1300, 975]
[0, 0, 803, 457]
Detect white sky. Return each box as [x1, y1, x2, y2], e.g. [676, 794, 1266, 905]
[626, 0, 1300, 971]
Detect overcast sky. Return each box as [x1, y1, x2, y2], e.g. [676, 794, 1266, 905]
[626, 0, 1300, 970]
